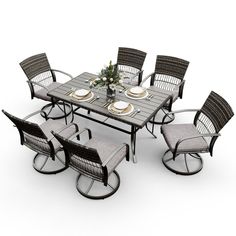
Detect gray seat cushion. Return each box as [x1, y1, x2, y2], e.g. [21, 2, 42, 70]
[41, 119, 77, 151]
[25, 120, 77, 154]
[70, 137, 127, 178]
[161, 123, 208, 153]
[34, 82, 61, 101]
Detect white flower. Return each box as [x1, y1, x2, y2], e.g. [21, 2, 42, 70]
[102, 77, 107, 81]
[119, 79, 123, 84]
[110, 78, 113, 82]
[95, 77, 100, 81]
[109, 84, 116, 90]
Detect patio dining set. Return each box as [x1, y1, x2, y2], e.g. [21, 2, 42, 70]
[3, 47, 234, 199]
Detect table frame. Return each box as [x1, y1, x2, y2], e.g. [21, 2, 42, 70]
[48, 72, 172, 163]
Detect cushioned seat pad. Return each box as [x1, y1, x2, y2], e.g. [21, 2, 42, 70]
[35, 82, 61, 101]
[25, 120, 77, 154]
[161, 123, 208, 153]
[70, 137, 127, 177]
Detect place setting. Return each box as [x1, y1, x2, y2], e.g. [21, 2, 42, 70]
[107, 101, 135, 116]
[67, 88, 95, 102]
[124, 86, 150, 100]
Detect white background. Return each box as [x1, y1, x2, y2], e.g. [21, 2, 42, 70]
[0, 0, 235, 235]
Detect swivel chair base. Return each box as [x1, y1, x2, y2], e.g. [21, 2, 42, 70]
[33, 153, 68, 175]
[41, 101, 72, 120]
[162, 149, 203, 176]
[76, 171, 120, 200]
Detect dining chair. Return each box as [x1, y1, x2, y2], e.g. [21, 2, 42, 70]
[20, 53, 73, 120]
[52, 130, 129, 199]
[160, 91, 234, 175]
[2, 109, 78, 174]
[140, 55, 189, 124]
[116, 47, 147, 86]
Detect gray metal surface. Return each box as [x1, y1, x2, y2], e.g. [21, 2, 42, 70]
[48, 72, 171, 128]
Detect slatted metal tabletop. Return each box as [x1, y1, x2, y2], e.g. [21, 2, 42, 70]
[48, 72, 172, 163]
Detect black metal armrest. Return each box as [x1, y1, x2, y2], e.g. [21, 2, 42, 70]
[56, 122, 79, 134]
[174, 133, 221, 155]
[176, 80, 185, 99]
[102, 143, 128, 167]
[68, 128, 92, 141]
[51, 69, 73, 79]
[48, 123, 78, 142]
[23, 109, 48, 121]
[162, 109, 200, 124]
[140, 72, 155, 86]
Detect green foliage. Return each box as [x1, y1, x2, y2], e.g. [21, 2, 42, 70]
[90, 61, 125, 90]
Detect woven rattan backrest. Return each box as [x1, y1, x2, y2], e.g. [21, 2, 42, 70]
[53, 132, 102, 164]
[2, 110, 47, 139]
[20, 53, 51, 80]
[117, 47, 146, 70]
[154, 55, 189, 80]
[197, 91, 234, 133]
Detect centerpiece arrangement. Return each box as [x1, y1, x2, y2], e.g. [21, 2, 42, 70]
[89, 61, 125, 98]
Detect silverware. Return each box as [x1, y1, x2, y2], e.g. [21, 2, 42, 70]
[103, 99, 112, 107]
[118, 88, 127, 93]
[130, 108, 141, 118]
[85, 78, 95, 83]
[146, 94, 153, 100]
[65, 87, 76, 96]
[89, 95, 100, 104]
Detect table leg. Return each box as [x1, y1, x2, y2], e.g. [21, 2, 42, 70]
[63, 102, 67, 125]
[151, 115, 155, 134]
[145, 116, 157, 138]
[131, 125, 137, 163]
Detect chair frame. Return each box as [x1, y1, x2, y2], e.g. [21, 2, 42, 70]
[20, 53, 73, 120]
[161, 91, 234, 175]
[53, 130, 129, 199]
[115, 47, 147, 86]
[141, 55, 189, 124]
[2, 109, 78, 174]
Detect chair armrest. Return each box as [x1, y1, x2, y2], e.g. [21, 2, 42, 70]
[173, 80, 185, 90]
[140, 72, 155, 86]
[48, 123, 79, 142]
[162, 109, 200, 124]
[28, 81, 49, 91]
[174, 133, 221, 154]
[68, 128, 92, 141]
[56, 122, 79, 134]
[102, 143, 128, 167]
[132, 70, 143, 78]
[23, 109, 48, 121]
[176, 80, 185, 98]
[51, 69, 73, 79]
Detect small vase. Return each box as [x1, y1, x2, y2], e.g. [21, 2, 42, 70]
[107, 87, 116, 99]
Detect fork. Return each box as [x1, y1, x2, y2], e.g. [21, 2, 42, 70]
[65, 87, 76, 96]
[89, 95, 100, 104]
[103, 99, 112, 107]
[146, 94, 153, 100]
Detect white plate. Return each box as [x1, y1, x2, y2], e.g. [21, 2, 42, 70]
[124, 90, 149, 100]
[108, 103, 134, 116]
[113, 101, 129, 110]
[74, 89, 90, 97]
[129, 86, 145, 94]
[71, 91, 94, 102]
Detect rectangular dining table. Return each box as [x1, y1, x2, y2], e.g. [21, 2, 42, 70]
[48, 72, 172, 163]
